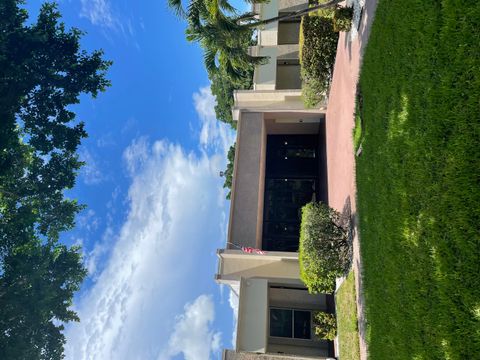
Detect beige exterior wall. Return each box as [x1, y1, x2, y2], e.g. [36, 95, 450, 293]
[216, 250, 301, 282]
[232, 91, 327, 120]
[268, 342, 329, 358]
[278, 0, 309, 12]
[237, 278, 269, 353]
[269, 287, 327, 311]
[228, 112, 265, 249]
[253, 47, 277, 91]
[257, 1, 278, 46]
[224, 349, 330, 360]
[277, 44, 300, 60]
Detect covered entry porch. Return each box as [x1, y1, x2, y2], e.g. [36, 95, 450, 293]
[228, 111, 328, 253]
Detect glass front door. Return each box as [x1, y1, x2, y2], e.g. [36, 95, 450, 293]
[263, 135, 319, 251]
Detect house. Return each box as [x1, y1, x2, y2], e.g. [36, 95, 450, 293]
[215, 1, 336, 358]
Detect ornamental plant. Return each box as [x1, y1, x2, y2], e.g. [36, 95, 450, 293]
[299, 202, 350, 293]
[313, 311, 337, 341]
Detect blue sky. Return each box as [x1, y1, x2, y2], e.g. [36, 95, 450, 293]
[24, 1, 239, 359]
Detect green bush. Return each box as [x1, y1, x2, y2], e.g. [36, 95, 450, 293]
[300, 16, 339, 108]
[313, 311, 337, 341]
[299, 202, 350, 293]
[333, 7, 354, 32]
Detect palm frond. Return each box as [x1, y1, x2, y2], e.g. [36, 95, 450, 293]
[203, 46, 219, 75]
[167, 0, 186, 18]
[217, 0, 236, 14]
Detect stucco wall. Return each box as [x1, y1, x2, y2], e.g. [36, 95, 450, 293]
[233, 90, 323, 112]
[265, 116, 321, 135]
[224, 350, 329, 360]
[229, 112, 265, 249]
[269, 287, 327, 311]
[278, 0, 309, 12]
[268, 342, 329, 358]
[237, 278, 269, 352]
[254, 47, 277, 91]
[277, 44, 300, 60]
[218, 252, 300, 281]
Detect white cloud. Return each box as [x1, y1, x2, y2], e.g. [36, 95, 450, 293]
[76, 209, 99, 232]
[65, 139, 229, 359]
[79, 0, 140, 46]
[96, 133, 115, 148]
[83, 226, 114, 277]
[80, 0, 116, 29]
[160, 295, 222, 360]
[65, 86, 235, 359]
[193, 87, 235, 153]
[79, 147, 107, 185]
[228, 285, 240, 348]
[122, 136, 150, 176]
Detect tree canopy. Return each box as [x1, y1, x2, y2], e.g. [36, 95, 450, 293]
[0, 1, 111, 358]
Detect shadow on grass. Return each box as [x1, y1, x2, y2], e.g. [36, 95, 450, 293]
[356, 1, 480, 359]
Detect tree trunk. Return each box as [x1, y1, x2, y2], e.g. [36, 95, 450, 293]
[247, 0, 344, 27]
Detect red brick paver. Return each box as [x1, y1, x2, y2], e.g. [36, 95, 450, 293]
[325, 1, 378, 359]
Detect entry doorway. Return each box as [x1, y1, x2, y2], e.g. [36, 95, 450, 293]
[262, 134, 320, 251]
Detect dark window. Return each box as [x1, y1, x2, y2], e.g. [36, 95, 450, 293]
[294, 310, 311, 339]
[270, 309, 293, 338]
[270, 308, 311, 339]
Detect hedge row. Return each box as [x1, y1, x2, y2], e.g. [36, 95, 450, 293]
[300, 16, 339, 108]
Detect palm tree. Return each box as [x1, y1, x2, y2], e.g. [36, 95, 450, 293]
[179, 0, 265, 82]
[169, 0, 344, 28]
[168, 0, 345, 82]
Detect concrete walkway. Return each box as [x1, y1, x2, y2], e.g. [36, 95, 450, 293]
[325, 1, 378, 359]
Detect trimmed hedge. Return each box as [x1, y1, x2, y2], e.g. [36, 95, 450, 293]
[299, 202, 350, 293]
[300, 16, 339, 108]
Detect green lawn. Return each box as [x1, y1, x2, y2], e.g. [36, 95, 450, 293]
[356, 1, 480, 359]
[336, 271, 361, 360]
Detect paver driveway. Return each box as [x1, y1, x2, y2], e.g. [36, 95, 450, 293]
[325, 1, 379, 359]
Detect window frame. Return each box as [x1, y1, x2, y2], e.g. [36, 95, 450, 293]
[269, 307, 313, 340]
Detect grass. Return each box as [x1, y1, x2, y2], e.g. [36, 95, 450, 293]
[356, 1, 480, 359]
[336, 270, 361, 360]
[353, 95, 363, 153]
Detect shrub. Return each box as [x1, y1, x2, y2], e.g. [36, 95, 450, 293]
[299, 202, 350, 293]
[300, 16, 339, 108]
[333, 7, 354, 32]
[313, 311, 337, 341]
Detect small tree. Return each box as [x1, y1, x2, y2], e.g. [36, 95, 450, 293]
[299, 202, 350, 293]
[313, 311, 337, 341]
